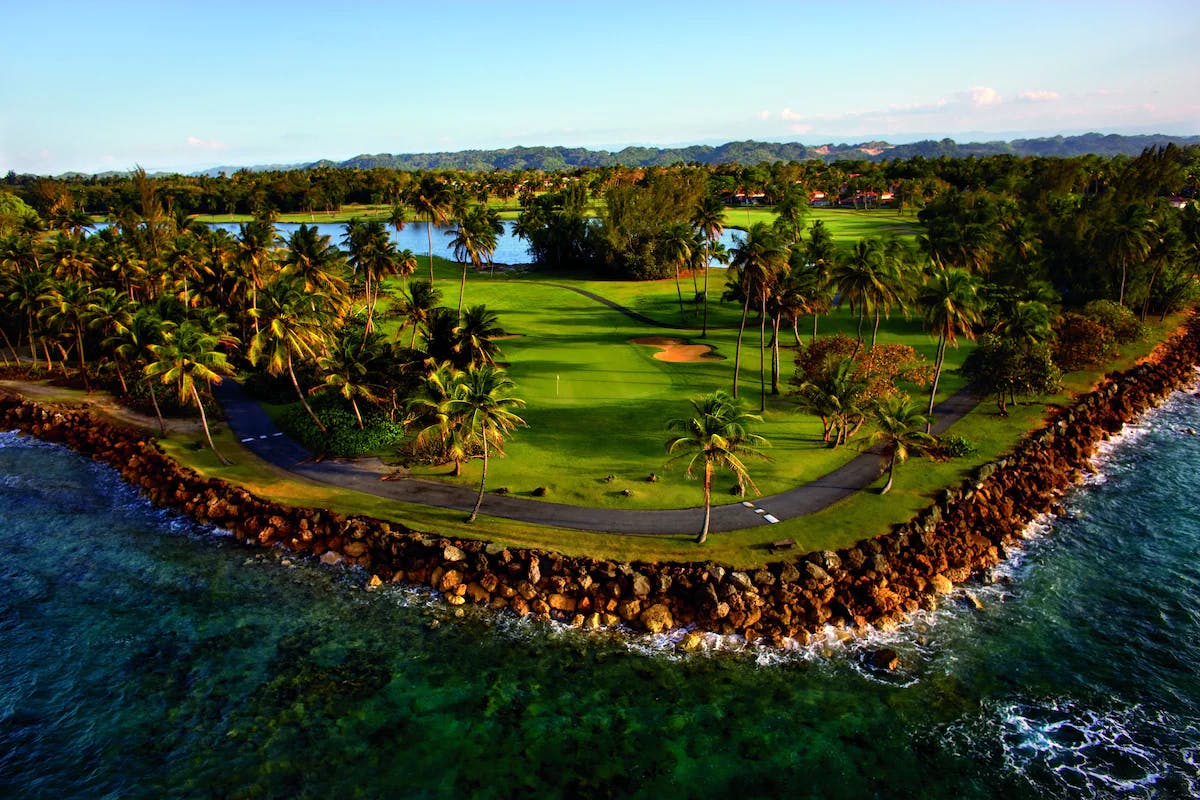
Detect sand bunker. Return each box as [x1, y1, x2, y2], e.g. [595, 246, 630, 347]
[630, 336, 724, 363]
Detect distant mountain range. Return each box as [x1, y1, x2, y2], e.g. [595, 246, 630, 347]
[195, 133, 1200, 176]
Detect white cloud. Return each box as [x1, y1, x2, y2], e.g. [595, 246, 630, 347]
[969, 87, 1002, 107]
[758, 110, 771, 121]
[781, 108, 803, 121]
[185, 135, 225, 150]
[1018, 90, 1060, 102]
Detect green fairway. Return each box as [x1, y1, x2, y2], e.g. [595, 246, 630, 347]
[363, 241, 972, 512]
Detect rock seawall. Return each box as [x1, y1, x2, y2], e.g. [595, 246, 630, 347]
[3, 316, 1200, 645]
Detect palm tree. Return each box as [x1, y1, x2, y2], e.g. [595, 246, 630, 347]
[918, 266, 984, 426]
[109, 306, 169, 434]
[283, 223, 348, 299]
[1001, 300, 1053, 348]
[249, 275, 333, 434]
[407, 175, 453, 284]
[802, 219, 839, 341]
[659, 221, 694, 323]
[1106, 201, 1153, 307]
[389, 280, 442, 348]
[236, 219, 278, 331]
[834, 238, 888, 346]
[455, 304, 505, 367]
[867, 396, 936, 494]
[665, 390, 769, 544]
[86, 288, 135, 392]
[446, 205, 502, 315]
[38, 277, 94, 388]
[411, 361, 471, 476]
[727, 222, 786, 407]
[691, 193, 725, 336]
[342, 218, 398, 336]
[444, 364, 526, 522]
[145, 319, 236, 464]
[313, 327, 384, 429]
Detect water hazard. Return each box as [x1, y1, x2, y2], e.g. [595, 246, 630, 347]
[2, 390, 1200, 797]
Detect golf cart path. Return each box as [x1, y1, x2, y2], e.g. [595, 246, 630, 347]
[215, 383, 977, 537]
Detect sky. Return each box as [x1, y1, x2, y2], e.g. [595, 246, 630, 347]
[2, 0, 1198, 175]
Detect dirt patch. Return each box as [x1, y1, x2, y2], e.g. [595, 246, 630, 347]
[629, 336, 724, 363]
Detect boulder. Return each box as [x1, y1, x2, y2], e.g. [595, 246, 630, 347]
[864, 648, 900, 671]
[929, 573, 954, 595]
[443, 544, 466, 562]
[548, 593, 577, 613]
[639, 603, 675, 634]
[631, 572, 652, 598]
[438, 569, 463, 593]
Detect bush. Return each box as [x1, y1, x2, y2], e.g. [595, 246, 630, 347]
[1052, 312, 1115, 371]
[1082, 300, 1143, 344]
[937, 434, 977, 459]
[278, 396, 407, 457]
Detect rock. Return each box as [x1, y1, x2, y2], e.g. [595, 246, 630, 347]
[728, 571, 753, 591]
[639, 603, 674, 634]
[443, 544, 466, 562]
[930, 573, 954, 595]
[446, 594, 466, 606]
[479, 572, 499, 593]
[621, 488, 633, 497]
[366, 575, 383, 591]
[679, 631, 705, 652]
[319, 551, 342, 566]
[516, 581, 538, 601]
[779, 561, 801, 583]
[438, 569, 463, 593]
[805, 563, 832, 586]
[465, 582, 491, 604]
[617, 598, 642, 621]
[527, 558, 541, 585]
[864, 648, 900, 671]
[532, 486, 548, 497]
[343, 542, 368, 558]
[818, 550, 842, 572]
[631, 572, 652, 598]
[548, 593, 577, 613]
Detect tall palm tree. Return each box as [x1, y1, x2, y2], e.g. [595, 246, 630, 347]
[691, 193, 725, 336]
[145, 319, 236, 464]
[411, 361, 471, 476]
[236, 219, 278, 331]
[867, 395, 936, 495]
[1106, 201, 1153, 307]
[342, 218, 398, 336]
[455, 304, 505, 367]
[38, 277, 94, 388]
[446, 205, 502, 316]
[659, 221, 694, 323]
[407, 175, 453, 284]
[727, 222, 786, 407]
[249, 275, 333, 434]
[918, 266, 985, 425]
[833, 238, 887, 346]
[389, 280, 442, 348]
[283, 223, 348, 299]
[109, 306, 169, 434]
[444, 364, 526, 522]
[313, 327, 384, 429]
[86, 287, 135, 392]
[665, 390, 769, 544]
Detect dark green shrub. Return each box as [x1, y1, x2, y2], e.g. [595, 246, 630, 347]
[278, 396, 407, 457]
[937, 434, 977, 459]
[1082, 300, 1143, 344]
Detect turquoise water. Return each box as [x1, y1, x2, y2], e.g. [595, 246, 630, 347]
[3, 391, 1200, 798]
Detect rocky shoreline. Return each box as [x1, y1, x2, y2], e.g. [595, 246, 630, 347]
[3, 315, 1200, 647]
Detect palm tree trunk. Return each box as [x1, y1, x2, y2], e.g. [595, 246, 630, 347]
[0, 326, 19, 366]
[695, 461, 712, 544]
[812, 313, 819, 343]
[1118, 257, 1128, 307]
[457, 262, 468, 318]
[351, 396, 364, 429]
[468, 434, 488, 522]
[701, 261, 710, 337]
[191, 382, 230, 465]
[1140, 265, 1162, 322]
[732, 300, 750, 398]
[427, 223, 436, 284]
[114, 362, 128, 394]
[288, 354, 326, 433]
[870, 311, 881, 350]
[881, 453, 895, 494]
[675, 263, 686, 322]
[927, 335, 947, 432]
[75, 324, 90, 391]
[758, 293, 767, 411]
[148, 382, 167, 436]
[771, 315, 782, 395]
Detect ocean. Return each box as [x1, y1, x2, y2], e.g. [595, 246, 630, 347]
[3, 390, 1200, 798]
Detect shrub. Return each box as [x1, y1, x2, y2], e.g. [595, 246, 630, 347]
[1052, 312, 1115, 371]
[278, 396, 407, 457]
[937, 434, 977, 459]
[1082, 300, 1143, 344]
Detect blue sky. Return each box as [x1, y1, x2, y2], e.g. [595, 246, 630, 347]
[2, 0, 1198, 174]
